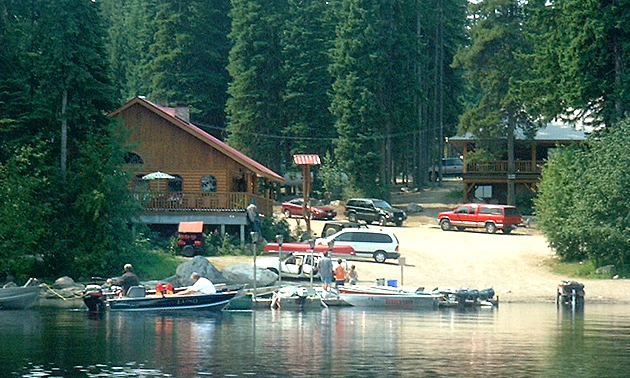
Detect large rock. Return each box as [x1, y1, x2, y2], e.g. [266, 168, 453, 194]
[406, 203, 423, 214]
[221, 264, 278, 287]
[176, 256, 225, 286]
[52, 276, 84, 290]
[595, 265, 615, 276]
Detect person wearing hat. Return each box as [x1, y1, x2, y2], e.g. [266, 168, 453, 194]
[107, 263, 140, 296]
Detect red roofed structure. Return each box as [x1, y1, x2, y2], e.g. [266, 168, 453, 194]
[108, 96, 284, 241]
[293, 154, 321, 166]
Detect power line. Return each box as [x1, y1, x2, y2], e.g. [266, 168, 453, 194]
[194, 121, 452, 142]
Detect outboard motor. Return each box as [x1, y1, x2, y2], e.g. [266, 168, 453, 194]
[83, 284, 106, 312]
[478, 288, 495, 301]
[468, 289, 479, 302]
[455, 288, 469, 304]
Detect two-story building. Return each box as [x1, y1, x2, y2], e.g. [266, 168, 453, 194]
[447, 121, 587, 204]
[108, 96, 284, 241]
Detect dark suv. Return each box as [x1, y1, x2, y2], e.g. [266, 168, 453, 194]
[344, 198, 407, 227]
[321, 221, 368, 237]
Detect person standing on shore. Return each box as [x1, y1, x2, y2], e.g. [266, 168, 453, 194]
[317, 251, 333, 292]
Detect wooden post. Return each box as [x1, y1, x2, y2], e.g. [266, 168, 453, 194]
[293, 155, 320, 238]
[302, 165, 311, 236]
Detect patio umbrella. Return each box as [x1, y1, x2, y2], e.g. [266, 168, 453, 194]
[142, 171, 176, 192]
[142, 171, 176, 180]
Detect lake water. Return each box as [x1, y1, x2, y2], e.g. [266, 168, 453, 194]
[2, 303, 630, 377]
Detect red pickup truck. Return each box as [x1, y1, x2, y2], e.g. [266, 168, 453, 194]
[437, 204, 521, 234]
[263, 242, 356, 257]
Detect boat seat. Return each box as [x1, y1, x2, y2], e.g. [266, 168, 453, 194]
[126, 286, 146, 298]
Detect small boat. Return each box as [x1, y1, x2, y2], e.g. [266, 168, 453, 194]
[83, 284, 240, 312]
[431, 287, 497, 308]
[269, 286, 325, 311]
[0, 284, 41, 310]
[338, 285, 440, 309]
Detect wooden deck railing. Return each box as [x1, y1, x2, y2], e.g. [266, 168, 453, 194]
[465, 160, 544, 174]
[136, 191, 273, 215]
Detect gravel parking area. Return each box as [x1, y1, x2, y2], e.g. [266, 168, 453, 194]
[211, 181, 630, 303]
[297, 218, 630, 303]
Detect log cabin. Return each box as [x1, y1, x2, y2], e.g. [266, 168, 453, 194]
[108, 96, 284, 241]
[447, 121, 587, 204]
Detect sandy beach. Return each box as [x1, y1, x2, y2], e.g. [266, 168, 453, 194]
[211, 181, 630, 304]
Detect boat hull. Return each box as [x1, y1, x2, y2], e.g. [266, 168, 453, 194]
[107, 291, 239, 312]
[0, 287, 40, 309]
[339, 292, 439, 309]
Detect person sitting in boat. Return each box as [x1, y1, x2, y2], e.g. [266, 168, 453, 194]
[347, 265, 358, 285]
[177, 272, 216, 295]
[107, 263, 140, 296]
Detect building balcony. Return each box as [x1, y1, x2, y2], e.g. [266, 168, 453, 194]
[463, 160, 543, 183]
[135, 191, 273, 216]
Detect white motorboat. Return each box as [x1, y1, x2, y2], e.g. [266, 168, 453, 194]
[338, 285, 440, 309]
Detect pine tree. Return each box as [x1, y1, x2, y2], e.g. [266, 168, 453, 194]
[226, 0, 287, 172]
[281, 0, 336, 159]
[329, 0, 422, 197]
[452, 0, 532, 205]
[525, 0, 630, 126]
[0, 0, 139, 278]
[144, 0, 230, 131]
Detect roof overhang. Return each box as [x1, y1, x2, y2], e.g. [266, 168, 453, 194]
[109, 97, 284, 183]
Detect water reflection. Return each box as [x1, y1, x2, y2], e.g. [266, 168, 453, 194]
[2, 305, 630, 377]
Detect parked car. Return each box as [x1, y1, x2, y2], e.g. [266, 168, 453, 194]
[281, 198, 337, 220]
[429, 157, 463, 181]
[321, 221, 368, 237]
[263, 242, 356, 257]
[437, 204, 522, 234]
[344, 198, 406, 227]
[316, 228, 400, 263]
[257, 252, 347, 279]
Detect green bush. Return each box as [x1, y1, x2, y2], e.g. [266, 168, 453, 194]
[259, 216, 294, 244]
[535, 119, 630, 270]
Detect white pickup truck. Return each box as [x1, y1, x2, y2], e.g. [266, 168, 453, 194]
[256, 252, 347, 279]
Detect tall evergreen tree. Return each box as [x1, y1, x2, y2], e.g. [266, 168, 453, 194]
[329, 0, 420, 197]
[525, 0, 630, 126]
[0, 0, 33, 160]
[281, 0, 336, 160]
[146, 0, 231, 132]
[0, 0, 140, 279]
[452, 0, 532, 205]
[102, 0, 157, 101]
[226, 0, 287, 172]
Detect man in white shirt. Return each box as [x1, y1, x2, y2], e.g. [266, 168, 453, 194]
[177, 272, 216, 295]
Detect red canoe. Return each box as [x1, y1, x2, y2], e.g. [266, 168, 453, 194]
[263, 242, 356, 256]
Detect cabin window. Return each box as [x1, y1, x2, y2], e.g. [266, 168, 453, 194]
[168, 175, 182, 193]
[124, 152, 144, 165]
[201, 175, 217, 194]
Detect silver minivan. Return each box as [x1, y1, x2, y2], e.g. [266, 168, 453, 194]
[317, 228, 400, 263]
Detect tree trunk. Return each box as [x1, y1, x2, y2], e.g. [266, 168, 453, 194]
[61, 89, 68, 181]
[507, 114, 516, 205]
[614, 36, 624, 117]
